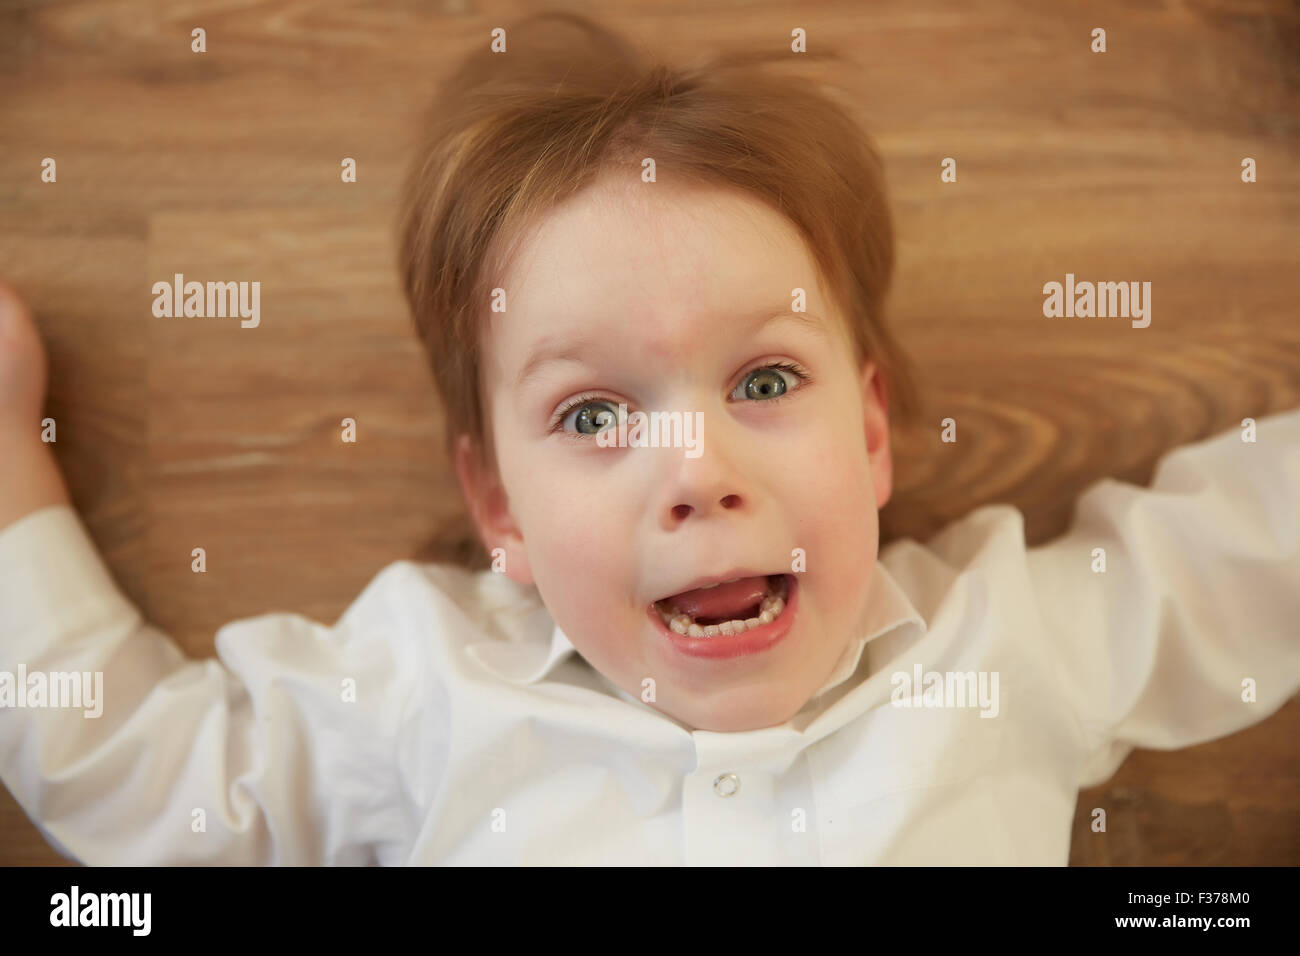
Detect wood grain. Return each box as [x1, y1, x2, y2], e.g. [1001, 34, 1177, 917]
[1, 0, 1297, 865]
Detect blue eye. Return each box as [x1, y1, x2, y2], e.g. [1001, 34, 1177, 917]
[551, 395, 621, 437]
[732, 362, 806, 401]
[549, 361, 810, 438]
[570, 401, 620, 436]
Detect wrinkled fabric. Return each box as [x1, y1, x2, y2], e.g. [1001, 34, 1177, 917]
[1, 409, 1297, 865]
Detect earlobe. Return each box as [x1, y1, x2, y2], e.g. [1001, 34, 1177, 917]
[861, 361, 894, 508]
[453, 433, 534, 585]
[872, 438, 894, 509]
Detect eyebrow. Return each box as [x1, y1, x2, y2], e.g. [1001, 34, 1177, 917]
[512, 307, 825, 393]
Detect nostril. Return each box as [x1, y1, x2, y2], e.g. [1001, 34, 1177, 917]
[720, 494, 740, 509]
[672, 504, 691, 520]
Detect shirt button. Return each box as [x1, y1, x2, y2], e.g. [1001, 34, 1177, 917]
[713, 773, 740, 797]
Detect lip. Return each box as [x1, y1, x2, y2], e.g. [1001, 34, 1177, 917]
[647, 573, 799, 660]
[651, 568, 776, 604]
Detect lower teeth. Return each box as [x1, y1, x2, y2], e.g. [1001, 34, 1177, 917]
[655, 576, 789, 638]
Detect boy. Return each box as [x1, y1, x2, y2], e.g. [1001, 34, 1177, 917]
[2, 13, 1298, 864]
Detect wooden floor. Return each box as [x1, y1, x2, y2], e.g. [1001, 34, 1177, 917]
[1, 0, 1297, 865]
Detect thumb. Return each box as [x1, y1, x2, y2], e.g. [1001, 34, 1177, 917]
[0, 284, 51, 424]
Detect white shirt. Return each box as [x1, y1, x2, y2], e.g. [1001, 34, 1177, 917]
[2, 409, 1297, 865]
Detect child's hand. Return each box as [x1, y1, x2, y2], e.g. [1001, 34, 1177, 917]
[0, 283, 50, 426]
[0, 283, 71, 529]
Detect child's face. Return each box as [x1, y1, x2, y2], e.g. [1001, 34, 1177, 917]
[459, 173, 893, 732]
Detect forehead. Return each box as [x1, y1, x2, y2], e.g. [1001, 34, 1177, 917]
[481, 175, 831, 392]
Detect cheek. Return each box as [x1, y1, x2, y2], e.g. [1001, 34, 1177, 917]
[509, 462, 635, 620]
[518, 467, 624, 555]
[783, 419, 879, 584]
[788, 410, 876, 507]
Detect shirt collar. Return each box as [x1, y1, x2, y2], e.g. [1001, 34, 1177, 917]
[807, 561, 926, 699]
[466, 562, 926, 697]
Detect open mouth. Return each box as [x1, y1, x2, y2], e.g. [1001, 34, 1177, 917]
[652, 573, 790, 638]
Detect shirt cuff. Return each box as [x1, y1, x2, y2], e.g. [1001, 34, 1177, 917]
[0, 504, 141, 663]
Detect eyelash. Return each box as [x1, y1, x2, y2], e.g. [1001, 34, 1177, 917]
[547, 360, 812, 437]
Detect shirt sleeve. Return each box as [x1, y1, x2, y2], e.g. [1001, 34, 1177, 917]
[1025, 408, 1300, 789]
[0, 504, 420, 865]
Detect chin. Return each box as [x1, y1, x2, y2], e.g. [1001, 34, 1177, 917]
[673, 687, 810, 733]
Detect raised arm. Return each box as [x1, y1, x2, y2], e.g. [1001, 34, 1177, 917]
[1025, 408, 1300, 788]
[0, 286, 418, 864]
[0, 284, 71, 531]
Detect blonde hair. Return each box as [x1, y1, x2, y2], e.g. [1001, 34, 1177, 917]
[399, 11, 919, 566]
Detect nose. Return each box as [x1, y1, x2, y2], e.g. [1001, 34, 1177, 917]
[671, 493, 742, 523]
[658, 428, 751, 530]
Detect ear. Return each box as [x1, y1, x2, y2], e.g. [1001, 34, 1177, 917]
[453, 433, 534, 585]
[860, 360, 893, 508]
